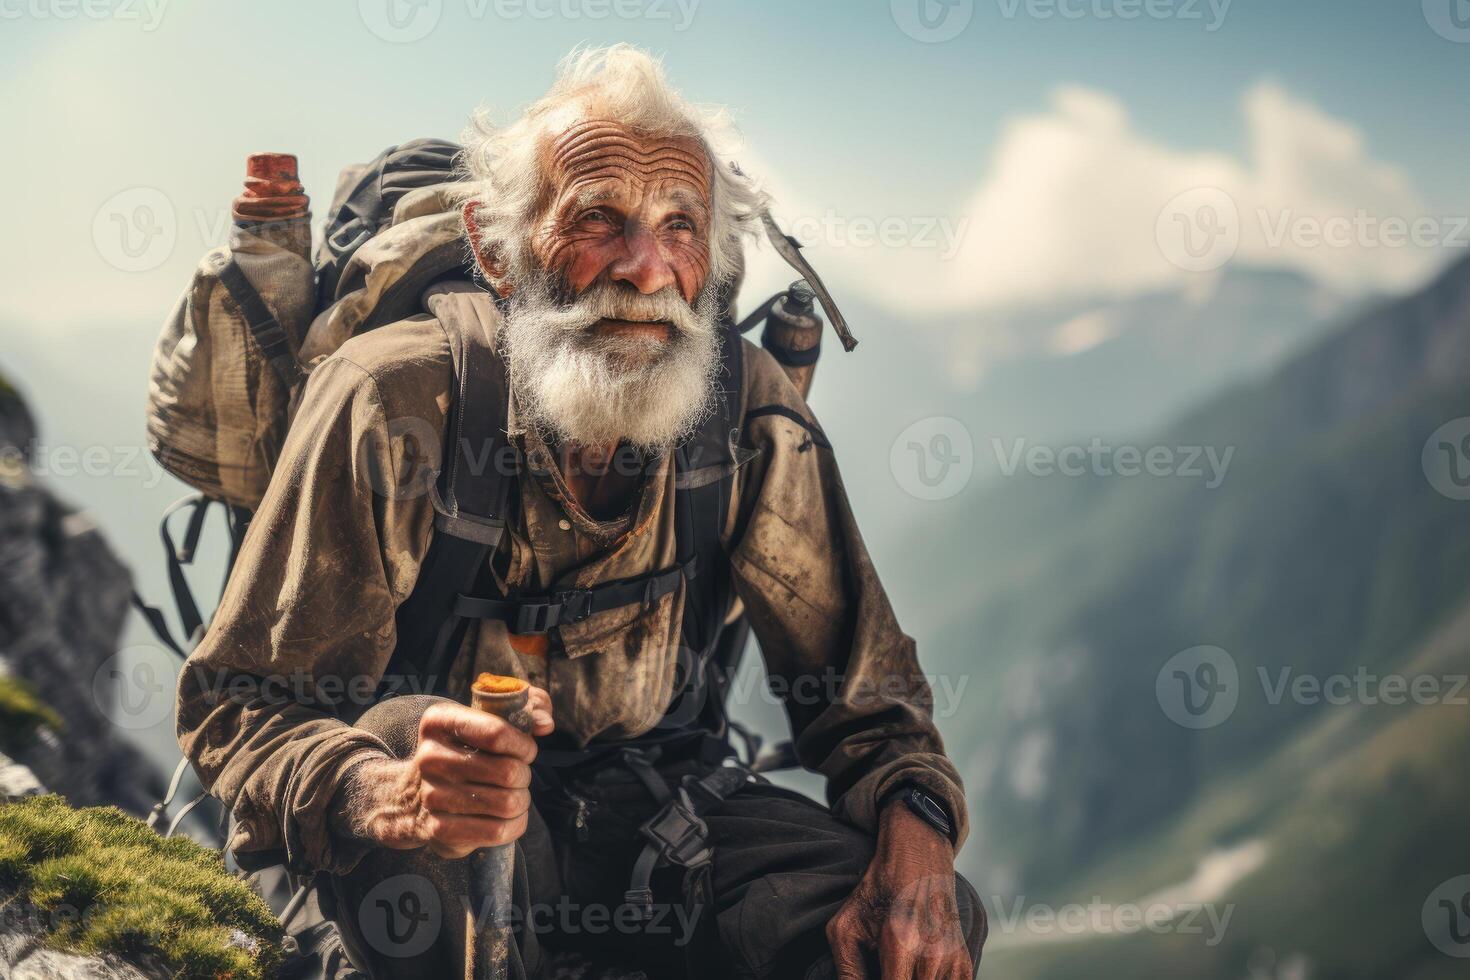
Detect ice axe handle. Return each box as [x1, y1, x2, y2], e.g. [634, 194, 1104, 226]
[466, 676, 533, 980]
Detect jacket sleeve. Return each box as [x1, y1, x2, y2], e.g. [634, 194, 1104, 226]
[175, 352, 439, 874]
[728, 344, 969, 847]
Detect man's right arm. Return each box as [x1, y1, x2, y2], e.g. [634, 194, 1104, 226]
[176, 354, 438, 874]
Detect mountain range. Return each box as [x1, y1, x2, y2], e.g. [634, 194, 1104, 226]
[939, 252, 1470, 978]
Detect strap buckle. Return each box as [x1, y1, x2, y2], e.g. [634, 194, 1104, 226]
[512, 599, 560, 634]
[557, 588, 594, 624]
[638, 788, 712, 872]
[510, 589, 592, 633]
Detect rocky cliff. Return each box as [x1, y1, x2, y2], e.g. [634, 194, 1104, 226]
[0, 368, 161, 813]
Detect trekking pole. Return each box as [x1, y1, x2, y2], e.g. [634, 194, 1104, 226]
[466, 674, 535, 980]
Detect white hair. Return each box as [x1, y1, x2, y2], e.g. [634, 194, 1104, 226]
[458, 44, 767, 291]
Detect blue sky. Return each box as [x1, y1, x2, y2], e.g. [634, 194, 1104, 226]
[2, 0, 1467, 335]
[4, 1, 1464, 200]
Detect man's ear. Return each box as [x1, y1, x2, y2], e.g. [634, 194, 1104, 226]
[462, 201, 512, 299]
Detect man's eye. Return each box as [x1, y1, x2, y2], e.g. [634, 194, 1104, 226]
[667, 217, 695, 233]
[581, 209, 611, 224]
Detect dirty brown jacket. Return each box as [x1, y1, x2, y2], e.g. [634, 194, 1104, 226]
[177, 274, 966, 877]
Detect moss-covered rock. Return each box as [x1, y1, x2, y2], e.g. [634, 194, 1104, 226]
[0, 796, 284, 979]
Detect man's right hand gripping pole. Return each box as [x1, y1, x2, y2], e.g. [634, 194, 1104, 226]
[334, 679, 554, 977]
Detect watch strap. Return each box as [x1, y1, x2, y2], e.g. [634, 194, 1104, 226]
[882, 783, 956, 844]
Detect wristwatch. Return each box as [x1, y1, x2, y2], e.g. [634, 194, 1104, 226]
[883, 784, 956, 844]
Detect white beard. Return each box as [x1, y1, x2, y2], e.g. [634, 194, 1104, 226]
[500, 274, 721, 452]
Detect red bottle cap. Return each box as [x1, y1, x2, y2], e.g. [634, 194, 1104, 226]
[234, 152, 308, 222]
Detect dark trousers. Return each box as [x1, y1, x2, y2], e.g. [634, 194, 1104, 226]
[325, 697, 985, 979]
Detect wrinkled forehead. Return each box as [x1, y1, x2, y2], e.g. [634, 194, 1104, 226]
[541, 116, 712, 211]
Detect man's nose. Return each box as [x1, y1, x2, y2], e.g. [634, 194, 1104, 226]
[607, 221, 676, 295]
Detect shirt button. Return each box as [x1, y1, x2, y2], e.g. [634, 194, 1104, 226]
[558, 518, 572, 531]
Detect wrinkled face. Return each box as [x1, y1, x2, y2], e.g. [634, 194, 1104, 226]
[537, 121, 713, 292]
[532, 118, 713, 344]
[491, 118, 722, 451]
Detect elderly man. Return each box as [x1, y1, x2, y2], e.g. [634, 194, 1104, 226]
[178, 46, 984, 980]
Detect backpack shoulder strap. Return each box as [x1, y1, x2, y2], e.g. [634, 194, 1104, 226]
[429, 285, 517, 537]
[380, 286, 514, 698]
[676, 319, 745, 659]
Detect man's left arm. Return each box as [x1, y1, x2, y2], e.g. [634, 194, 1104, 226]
[727, 346, 976, 977]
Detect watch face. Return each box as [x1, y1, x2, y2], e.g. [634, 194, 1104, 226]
[916, 794, 946, 822]
[907, 789, 953, 838]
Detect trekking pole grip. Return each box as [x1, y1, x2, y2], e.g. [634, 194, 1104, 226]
[466, 674, 533, 980]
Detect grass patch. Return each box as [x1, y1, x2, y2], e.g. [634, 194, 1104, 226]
[0, 796, 283, 979]
[0, 676, 62, 753]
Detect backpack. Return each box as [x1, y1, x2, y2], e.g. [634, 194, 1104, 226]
[141, 139, 848, 752]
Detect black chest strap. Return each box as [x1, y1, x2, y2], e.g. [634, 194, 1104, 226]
[452, 556, 694, 635]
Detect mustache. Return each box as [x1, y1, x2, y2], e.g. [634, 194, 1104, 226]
[522, 275, 715, 339]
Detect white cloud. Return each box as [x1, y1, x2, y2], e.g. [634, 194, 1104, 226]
[1, 37, 1446, 343]
[750, 82, 1447, 322]
[1048, 309, 1119, 356]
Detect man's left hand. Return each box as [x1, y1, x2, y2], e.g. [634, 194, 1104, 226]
[826, 801, 974, 979]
